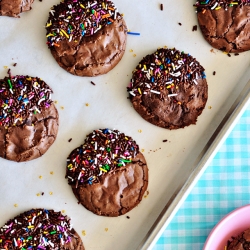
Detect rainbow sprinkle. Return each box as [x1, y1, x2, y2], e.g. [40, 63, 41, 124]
[66, 129, 139, 187]
[127, 31, 140, 35]
[194, 0, 250, 11]
[46, 0, 122, 47]
[0, 75, 53, 128]
[127, 48, 206, 99]
[0, 209, 74, 249]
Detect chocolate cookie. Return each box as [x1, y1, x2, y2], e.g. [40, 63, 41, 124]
[45, 0, 127, 77]
[66, 128, 148, 217]
[194, 1, 250, 53]
[227, 228, 250, 250]
[0, 208, 85, 250]
[0, 74, 59, 162]
[127, 48, 208, 130]
[0, 0, 34, 17]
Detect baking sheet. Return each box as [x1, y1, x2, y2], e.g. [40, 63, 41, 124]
[0, 1, 249, 250]
[139, 70, 250, 250]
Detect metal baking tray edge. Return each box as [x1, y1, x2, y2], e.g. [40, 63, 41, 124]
[138, 69, 250, 250]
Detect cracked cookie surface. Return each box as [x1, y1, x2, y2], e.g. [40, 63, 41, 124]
[127, 48, 208, 130]
[0, 0, 34, 17]
[46, 0, 127, 77]
[66, 129, 148, 217]
[0, 75, 59, 162]
[194, 1, 250, 53]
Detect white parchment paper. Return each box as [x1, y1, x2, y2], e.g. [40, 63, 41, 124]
[0, 1, 249, 249]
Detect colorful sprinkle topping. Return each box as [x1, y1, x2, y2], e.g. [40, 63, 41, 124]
[0, 209, 74, 249]
[66, 129, 139, 186]
[0, 75, 53, 128]
[127, 48, 206, 98]
[127, 32, 140, 35]
[194, 0, 250, 11]
[46, 0, 121, 47]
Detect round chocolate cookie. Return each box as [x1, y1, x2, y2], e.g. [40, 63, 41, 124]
[227, 228, 250, 250]
[127, 48, 208, 130]
[0, 0, 34, 17]
[66, 128, 148, 217]
[0, 208, 85, 250]
[0, 74, 59, 162]
[45, 0, 127, 77]
[194, 1, 250, 53]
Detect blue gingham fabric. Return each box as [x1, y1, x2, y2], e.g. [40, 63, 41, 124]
[153, 104, 250, 250]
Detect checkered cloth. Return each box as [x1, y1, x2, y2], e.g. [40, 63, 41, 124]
[153, 104, 250, 250]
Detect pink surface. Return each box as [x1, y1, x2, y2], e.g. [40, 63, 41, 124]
[203, 204, 250, 250]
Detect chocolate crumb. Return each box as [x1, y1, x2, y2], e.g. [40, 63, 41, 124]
[90, 81, 96, 85]
[192, 25, 197, 31]
[227, 53, 231, 57]
[68, 138, 72, 142]
[178, 22, 182, 26]
[160, 3, 163, 10]
[213, 71, 216, 75]
[7, 68, 11, 76]
[126, 216, 130, 219]
[163, 139, 168, 142]
[41, 192, 44, 196]
[234, 53, 239, 56]
[13, 63, 17, 67]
